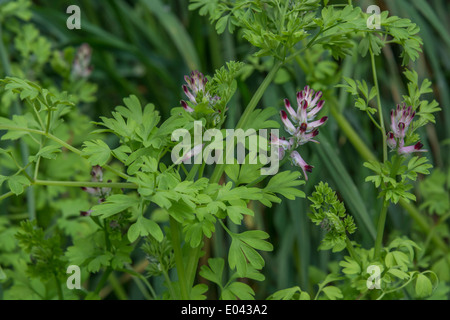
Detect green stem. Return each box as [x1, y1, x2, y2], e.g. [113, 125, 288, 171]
[0, 125, 129, 180]
[370, 49, 387, 162]
[107, 273, 128, 300]
[175, 163, 205, 298]
[34, 156, 41, 180]
[345, 237, 359, 264]
[32, 103, 46, 131]
[374, 200, 389, 260]
[94, 267, 112, 296]
[236, 60, 283, 130]
[0, 191, 14, 202]
[185, 244, 202, 290]
[103, 220, 111, 252]
[169, 216, 189, 300]
[376, 271, 418, 300]
[33, 180, 137, 189]
[54, 275, 64, 300]
[45, 107, 52, 134]
[367, 110, 382, 131]
[197, 162, 206, 179]
[123, 265, 157, 300]
[162, 269, 176, 299]
[374, 155, 402, 260]
[186, 163, 200, 181]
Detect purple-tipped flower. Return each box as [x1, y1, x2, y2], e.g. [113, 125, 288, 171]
[81, 166, 111, 199]
[180, 70, 220, 112]
[280, 110, 297, 135]
[387, 103, 427, 155]
[181, 100, 194, 113]
[399, 142, 426, 155]
[277, 86, 328, 180]
[386, 132, 396, 149]
[80, 210, 92, 217]
[290, 151, 314, 181]
[91, 165, 103, 182]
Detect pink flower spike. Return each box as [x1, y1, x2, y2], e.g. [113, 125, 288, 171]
[290, 151, 313, 180]
[181, 100, 194, 113]
[280, 110, 297, 135]
[390, 104, 417, 142]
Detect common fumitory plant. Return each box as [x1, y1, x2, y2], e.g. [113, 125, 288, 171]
[0, 0, 447, 301]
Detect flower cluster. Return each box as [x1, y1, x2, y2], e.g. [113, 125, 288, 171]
[180, 71, 220, 112]
[387, 103, 426, 155]
[80, 165, 111, 216]
[72, 43, 93, 79]
[273, 86, 328, 180]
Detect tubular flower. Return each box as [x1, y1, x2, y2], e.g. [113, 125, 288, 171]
[180, 100, 194, 113]
[80, 166, 111, 216]
[81, 166, 111, 199]
[387, 103, 427, 155]
[277, 86, 328, 180]
[80, 210, 92, 217]
[180, 71, 220, 112]
[290, 150, 314, 181]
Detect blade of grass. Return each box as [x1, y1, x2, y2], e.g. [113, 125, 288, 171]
[141, 0, 201, 71]
[315, 132, 377, 240]
[411, 0, 450, 50]
[288, 197, 310, 290]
